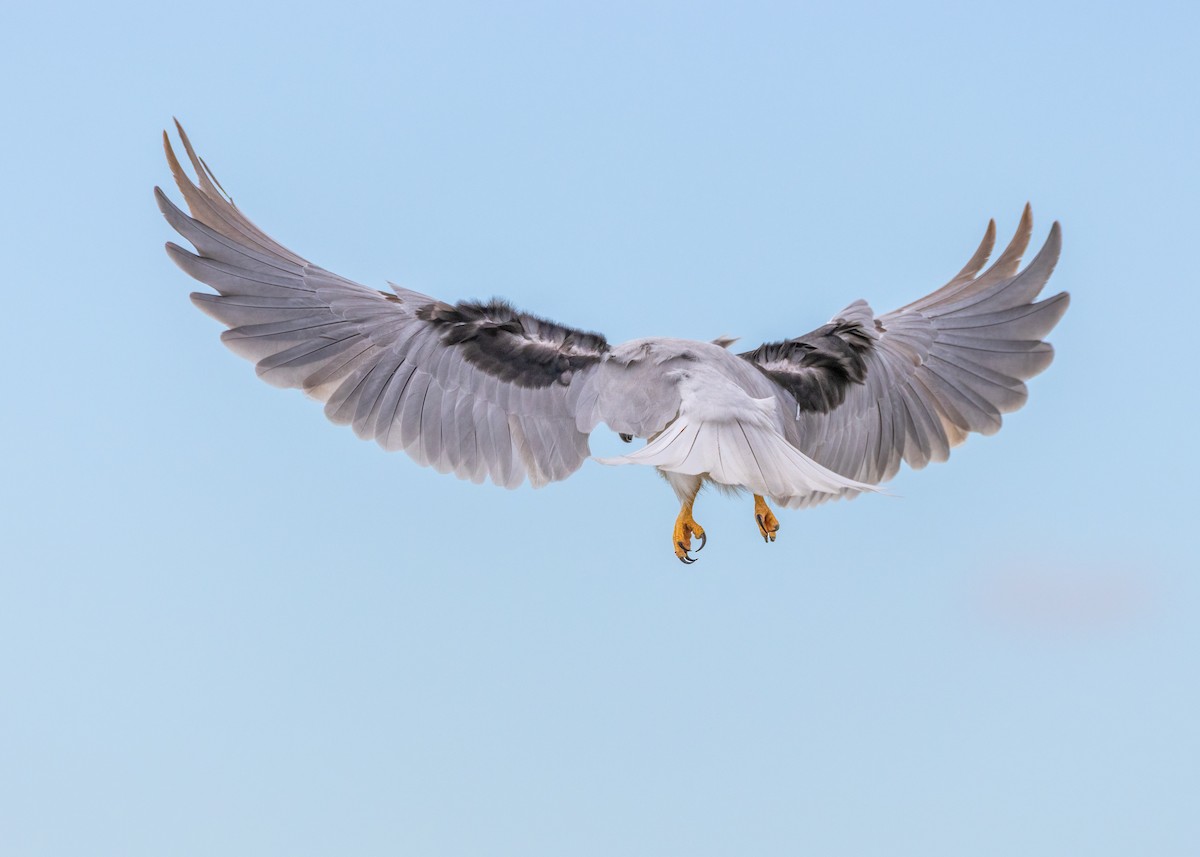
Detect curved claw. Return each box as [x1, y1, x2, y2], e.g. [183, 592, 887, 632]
[676, 541, 696, 564]
[695, 530, 707, 552]
[753, 496, 780, 544]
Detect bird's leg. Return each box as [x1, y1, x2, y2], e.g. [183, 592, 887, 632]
[673, 497, 706, 564]
[754, 494, 780, 543]
[670, 480, 706, 565]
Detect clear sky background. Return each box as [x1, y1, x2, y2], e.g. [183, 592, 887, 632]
[1, 1, 1197, 855]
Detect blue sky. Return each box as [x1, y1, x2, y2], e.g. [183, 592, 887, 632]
[1, 1, 1197, 855]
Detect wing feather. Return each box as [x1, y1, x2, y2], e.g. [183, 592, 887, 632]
[159, 125, 609, 489]
[742, 209, 1069, 498]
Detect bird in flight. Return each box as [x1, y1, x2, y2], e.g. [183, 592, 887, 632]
[157, 122, 1069, 563]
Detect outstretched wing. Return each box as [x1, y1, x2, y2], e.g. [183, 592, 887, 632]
[157, 123, 610, 488]
[740, 206, 1069, 501]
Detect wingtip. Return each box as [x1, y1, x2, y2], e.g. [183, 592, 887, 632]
[168, 119, 187, 156]
[1044, 219, 1063, 251]
[1018, 202, 1033, 233]
[1033, 290, 1071, 340]
[163, 128, 184, 173]
[951, 216, 998, 283]
[164, 240, 193, 264]
[981, 217, 997, 249]
[1011, 219, 1064, 295]
[153, 185, 192, 225]
[189, 291, 225, 320]
[974, 202, 1035, 282]
[981, 216, 997, 248]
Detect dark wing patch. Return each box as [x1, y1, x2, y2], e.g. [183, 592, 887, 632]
[416, 298, 610, 388]
[739, 319, 874, 413]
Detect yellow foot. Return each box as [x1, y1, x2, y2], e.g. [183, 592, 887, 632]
[673, 508, 707, 564]
[754, 495, 780, 543]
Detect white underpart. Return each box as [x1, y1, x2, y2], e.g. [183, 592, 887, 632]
[597, 363, 880, 509]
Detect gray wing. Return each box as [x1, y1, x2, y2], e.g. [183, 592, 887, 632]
[740, 206, 1069, 503]
[157, 123, 609, 489]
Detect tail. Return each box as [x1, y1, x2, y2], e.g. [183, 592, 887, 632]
[598, 415, 883, 509]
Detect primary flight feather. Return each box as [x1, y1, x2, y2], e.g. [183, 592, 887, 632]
[157, 122, 1069, 563]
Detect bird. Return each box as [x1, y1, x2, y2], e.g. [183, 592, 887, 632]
[157, 122, 1069, 563]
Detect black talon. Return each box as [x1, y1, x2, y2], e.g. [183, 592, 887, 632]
[757, 514, 768, 542]
[696, 531, 707, 552]
[676, 541, 696, 564]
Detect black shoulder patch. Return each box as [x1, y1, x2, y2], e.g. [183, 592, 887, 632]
[740, 319, 873, 414]
[417, 298, 610, 388]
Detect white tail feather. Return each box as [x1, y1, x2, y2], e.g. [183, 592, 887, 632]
[598, 415, 881, 508]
